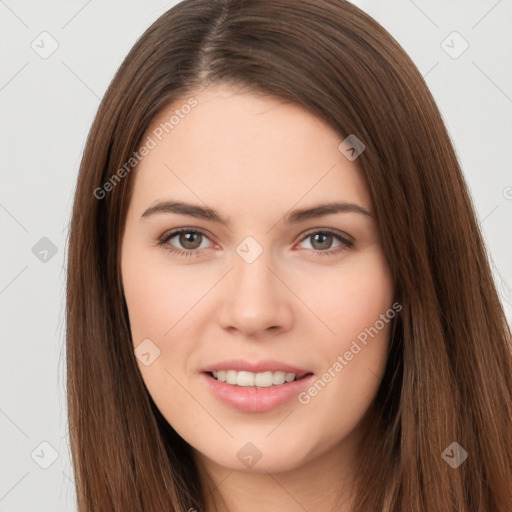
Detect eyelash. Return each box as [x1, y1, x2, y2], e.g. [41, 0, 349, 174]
[156, 228, 354, 258]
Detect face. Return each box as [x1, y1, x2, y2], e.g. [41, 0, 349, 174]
[120, 84, 395, 476]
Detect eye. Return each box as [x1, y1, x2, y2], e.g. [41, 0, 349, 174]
[157, 228, 354, 258]
[157, 228, 213, 257]
[295, 229, 354, 257]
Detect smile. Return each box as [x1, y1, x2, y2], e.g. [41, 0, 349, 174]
[201, 371, 315, 412]
[209, 370, 309, 387]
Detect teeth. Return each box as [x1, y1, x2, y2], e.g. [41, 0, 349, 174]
[273, 371, 286, 385]
[226, 370, 237, 385]
[211, 370, 303, 387]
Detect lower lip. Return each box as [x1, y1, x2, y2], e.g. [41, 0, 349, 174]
[200, 372, 315, 412]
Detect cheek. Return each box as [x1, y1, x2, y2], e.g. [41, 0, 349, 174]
[121, 253, 197, 416]
[298, 250, 394, 405]
[122, 273, 167, 343]
[121, 245, 209, 398]
[303, 249, 394, 345]
[121, 246, 191, 343]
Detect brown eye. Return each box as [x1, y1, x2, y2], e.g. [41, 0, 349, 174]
[310, 232, 334, 251]
[297, 229, 354, 258]
[177, 231, 203, 250]
[157, 229, 212, 257]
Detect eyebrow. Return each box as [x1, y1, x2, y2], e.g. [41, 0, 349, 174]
[140, 200, 372, 225]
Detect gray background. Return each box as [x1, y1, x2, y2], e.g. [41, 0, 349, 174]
[1, 0, 511, 510]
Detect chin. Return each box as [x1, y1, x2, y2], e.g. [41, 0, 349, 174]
[196, 438, 313, 474]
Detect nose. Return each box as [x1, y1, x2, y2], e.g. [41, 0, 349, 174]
[217, 249, 294, 337]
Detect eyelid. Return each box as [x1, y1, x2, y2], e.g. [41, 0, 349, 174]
[297, 226, 354, 245]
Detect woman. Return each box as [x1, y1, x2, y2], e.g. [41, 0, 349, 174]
[66, 0, 512, 510]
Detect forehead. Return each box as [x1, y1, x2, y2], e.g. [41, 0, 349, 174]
[128, 84, 372, 219]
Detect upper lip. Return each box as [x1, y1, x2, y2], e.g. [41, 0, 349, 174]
[201, 359, 312, 375]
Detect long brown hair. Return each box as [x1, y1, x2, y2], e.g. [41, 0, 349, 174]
[66, 0, 512, 510]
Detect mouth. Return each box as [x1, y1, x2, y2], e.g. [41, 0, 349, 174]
[205, 370, 313, 388]
[201, 363, 316, 412]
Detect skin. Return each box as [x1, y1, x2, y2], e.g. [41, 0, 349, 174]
[120, 83, 395, 512]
